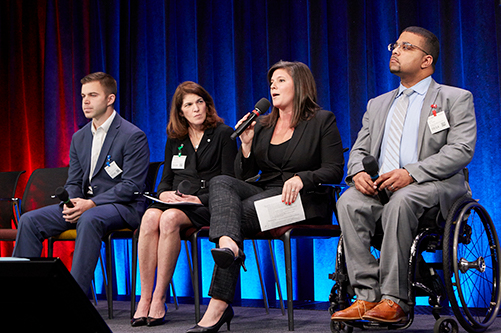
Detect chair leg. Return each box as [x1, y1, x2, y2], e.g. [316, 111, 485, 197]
[282, 231, 294, 331]
[252, 240, 269, 314]
[131, 234, 138, 318]
[170, 281, 179, 310]
[190, 232, 201, 323]
[91, 276, 98, 306]
[106, 237, 114, 319]
[47, 238, 53, 257]
[268, 239, 285, 315]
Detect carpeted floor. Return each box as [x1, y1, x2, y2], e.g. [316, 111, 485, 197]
[98, 301, 501, 333]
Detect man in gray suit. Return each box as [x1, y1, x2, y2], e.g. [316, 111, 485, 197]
[331, 26, 476, 323]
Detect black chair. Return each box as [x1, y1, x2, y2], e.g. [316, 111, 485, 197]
[47, 162, 163, 319]
[20, 167, 69, 215]
[184, 184, 345, 330]
[0, 170, 26, 245]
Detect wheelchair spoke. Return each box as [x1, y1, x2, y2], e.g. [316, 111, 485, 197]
[444, 198, 501, 331]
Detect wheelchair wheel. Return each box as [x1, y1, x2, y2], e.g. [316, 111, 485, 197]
[330, 320, 353, 333]
[443, 196, 501, 333]
[434, 317, 459, 333]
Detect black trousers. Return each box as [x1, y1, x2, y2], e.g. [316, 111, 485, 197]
[208, 175, 282, 303]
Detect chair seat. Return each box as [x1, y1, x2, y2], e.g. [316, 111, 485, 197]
[0, 229, 18, 240]
[252, 223, 341, 239]
[51, 230, 77, 240]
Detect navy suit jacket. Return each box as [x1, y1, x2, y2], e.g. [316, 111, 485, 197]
[65, 112, 150, 228]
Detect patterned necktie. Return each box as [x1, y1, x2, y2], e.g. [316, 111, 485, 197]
[381, 88, 414, 174]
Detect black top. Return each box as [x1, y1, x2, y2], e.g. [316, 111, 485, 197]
[235, 110, 344, 222]
[157, 122, 237, 206]
[266, 139, 291, 186]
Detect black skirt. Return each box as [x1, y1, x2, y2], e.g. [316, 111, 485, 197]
[148, 201, 210, 228]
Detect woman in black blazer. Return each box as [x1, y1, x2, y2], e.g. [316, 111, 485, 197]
[187, 61, 344, 333]
[132, 82, 237, 327]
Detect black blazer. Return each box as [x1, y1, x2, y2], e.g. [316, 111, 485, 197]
[158, 123, 237, 206]
[235, 110, 344, 222]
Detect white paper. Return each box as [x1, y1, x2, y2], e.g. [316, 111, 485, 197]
[143, 194, 203, 206]
[254, 194, 306, 231]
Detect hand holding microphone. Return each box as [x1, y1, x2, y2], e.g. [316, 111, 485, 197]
[55, 187, 74, 208]
[362, 155, 388, 204]
[230, 98, 271, 140]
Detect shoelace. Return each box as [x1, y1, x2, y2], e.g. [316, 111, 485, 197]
[356, 300, 371, 318]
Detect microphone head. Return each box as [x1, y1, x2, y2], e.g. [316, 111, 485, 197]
[177, 180, 192, 195]
[254, 98, 271, 115]
[55, 186, 69, 201]
[362, 155, 379, 178]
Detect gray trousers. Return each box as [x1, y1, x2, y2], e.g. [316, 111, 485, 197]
[208, 175, 282, 303]
[336, 182, 439, 310]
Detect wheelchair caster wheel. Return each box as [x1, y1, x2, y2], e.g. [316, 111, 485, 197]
[434, 317, 458, 333]
[330, 320, 353, 333]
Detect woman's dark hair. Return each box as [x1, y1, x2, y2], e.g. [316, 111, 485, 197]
[260, 60, 321, 128]
[167, 81, 223, 138]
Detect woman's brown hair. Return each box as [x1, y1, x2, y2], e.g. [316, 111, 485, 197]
[260, 61, 321, 128]
[167, 81, 223, 138]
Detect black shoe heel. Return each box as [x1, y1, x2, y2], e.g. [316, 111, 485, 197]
[211, 247, 247, 271]
[146, 304, 167, 327]
[131, 317, 147, 327]
[186, 305, 234, 333]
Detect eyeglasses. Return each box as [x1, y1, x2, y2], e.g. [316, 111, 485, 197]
[388, 42, 429, 55]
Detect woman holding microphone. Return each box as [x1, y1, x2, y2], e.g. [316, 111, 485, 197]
[187, 61, 344, 332]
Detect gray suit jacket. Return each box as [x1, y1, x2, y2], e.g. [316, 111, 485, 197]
[346, 78, 476, 217]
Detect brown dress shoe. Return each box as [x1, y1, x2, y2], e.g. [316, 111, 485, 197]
[331, 300, 379, 321]
[362, 299, 407, 323]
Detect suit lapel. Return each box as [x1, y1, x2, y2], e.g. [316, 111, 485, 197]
[93, 114, 121, 179]
[417, 79, 440, 154]
[82, 123, 93, 182]
[195, 126, 214, 156]
[256, 125, 274, 167]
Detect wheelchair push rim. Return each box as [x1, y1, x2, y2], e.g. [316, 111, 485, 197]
[443, 198, 501, 332]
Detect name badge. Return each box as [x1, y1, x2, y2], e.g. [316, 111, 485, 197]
[427, 111, 450, 134]
[105, 161, 123, 179]
[171, 155, 187, 169]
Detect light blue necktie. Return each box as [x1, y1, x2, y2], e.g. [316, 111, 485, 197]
[381, 88, 414, 174]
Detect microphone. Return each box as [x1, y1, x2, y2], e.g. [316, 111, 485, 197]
[230, 98, 271, 140]
[55, 187, 74, 208]
[175, 180, 192, 196]
[362, 155, 388, 204]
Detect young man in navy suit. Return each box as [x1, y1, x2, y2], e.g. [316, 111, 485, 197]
[331, 27, 476, 323]
[14, 72, 150, 294]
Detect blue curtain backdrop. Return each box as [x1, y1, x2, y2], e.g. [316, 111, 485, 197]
[2, 0, 501, 305]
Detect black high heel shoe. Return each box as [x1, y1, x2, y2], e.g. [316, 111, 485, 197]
[211, 247, 247, 271]
[131, 316, 147, 327]
[186, 305, 234, 333]
[146, 304, 167, 327]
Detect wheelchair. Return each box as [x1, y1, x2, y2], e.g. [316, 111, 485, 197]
[328, 182, 501, 333]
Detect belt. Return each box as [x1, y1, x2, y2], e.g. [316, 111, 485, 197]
[200, 179, 208, 189]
